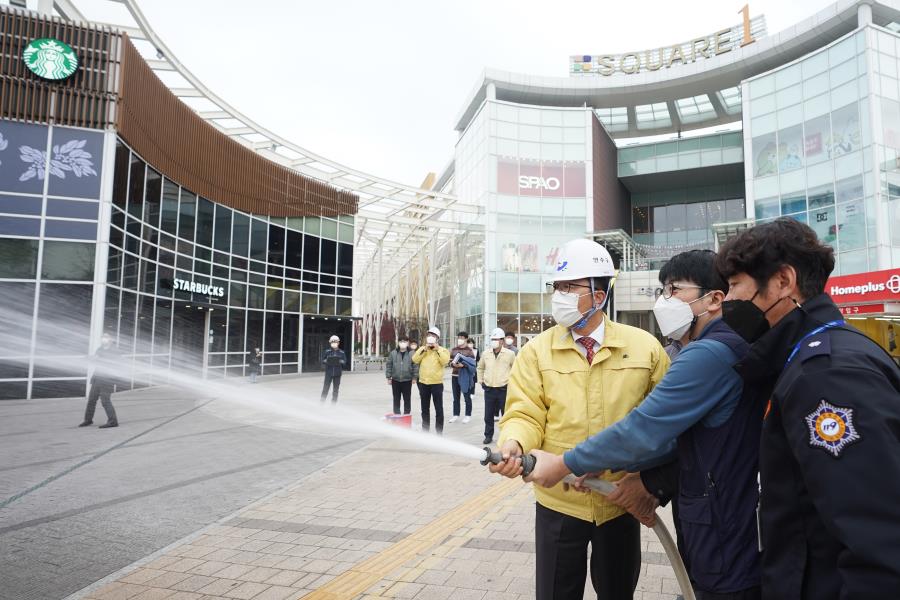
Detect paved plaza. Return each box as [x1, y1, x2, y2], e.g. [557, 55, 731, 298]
[1, 372, 681, 600]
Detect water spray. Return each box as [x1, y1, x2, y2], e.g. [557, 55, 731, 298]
[481, 448, 696, 600]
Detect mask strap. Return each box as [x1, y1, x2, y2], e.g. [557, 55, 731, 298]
[573, 279, 605, 330]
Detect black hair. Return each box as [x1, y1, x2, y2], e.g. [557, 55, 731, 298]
[504, 331, 515, 337]
[457, 331, 468, 338]
[467, 338, 475, 344]
[590, 276, 612, 295]
[716, 218, 835, 299]
[398, 335, 409, 342]
[659, 250, 727, 294]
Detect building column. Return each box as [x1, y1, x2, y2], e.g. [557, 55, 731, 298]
[858, 2, 873, 27]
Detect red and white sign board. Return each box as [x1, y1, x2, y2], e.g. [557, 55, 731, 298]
[826, 268, 900, 305]
[838, 304, 885, 316]
[497, 159, 586, 197]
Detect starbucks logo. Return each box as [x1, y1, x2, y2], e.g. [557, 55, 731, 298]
[23, 38, 78, 80]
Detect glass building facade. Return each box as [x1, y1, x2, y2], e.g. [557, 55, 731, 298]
[0, 121, 355, 400]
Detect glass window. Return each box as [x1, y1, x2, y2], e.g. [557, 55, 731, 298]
[837, 198, 866, 251]
[195, 197, 214, 248]
[752, 133, 777, 177]
[777, 125, 803, 172]
[112, 143, 129, 210]
[213, 204, 232, 252]
[755, 196, 780, 220]
[145, 168, 162, 229]
[781, 192, 806, 215]
[178, 191, 196, 240]
[44, 220, 97, 240]
[286, 230, 302, 269]
[160, 179, 179, 235]
[808, 184, 835, 209]
[803, 114, 830, 165]
[232, 212, 249, 256]
[250, 219, 267, 261]
[337, 243, 353, 278]
[667, 204, 686, 232]
[35, 283, 92, 355]
[46, 198, 99, 220]
[127, 154, 145, 219]
[303, 234, 319, 271]
[320, 239, 337, 274]
[41, 241, 95, 280]
[0, 195, 42, 215]
[830, 103, 861, 158]
[632, 206, 650, 233]
[0, 216, 41, 237]
[810, 206, 837, 244]
[725, 199, 745, 221]
[268, 224, 285, 265]
[836, 175, 864, 204]
[0, 238, 39, 278]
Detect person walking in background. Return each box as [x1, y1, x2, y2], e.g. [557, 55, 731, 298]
[504, 332, 519, 355]
[477, 327, 516, 445]
[79, 332, 121, 429]
[386, 335, 418, 415]
[248, 346, 262, 383]
[412, 326, 451, 434]
[321, 334, 346, 403]
[449, 331, 475, 423]
[467, 337, 478, 397]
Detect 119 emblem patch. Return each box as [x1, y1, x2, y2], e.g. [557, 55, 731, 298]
[805, 400, 861, 458]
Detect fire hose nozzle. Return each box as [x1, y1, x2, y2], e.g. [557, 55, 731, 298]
[480, 447, 536, 476]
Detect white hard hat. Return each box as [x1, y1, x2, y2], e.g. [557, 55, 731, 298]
[489, 327, 506, 340]
[329, 335, 340, 343]
[427, 326, 441, 338]
[548, 238, 615, 282]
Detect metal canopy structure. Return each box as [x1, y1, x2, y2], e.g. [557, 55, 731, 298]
[47, 0, 480, 305]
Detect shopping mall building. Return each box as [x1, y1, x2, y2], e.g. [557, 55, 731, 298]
[380, 0, 898, 360]
[0, 3, 362, 399]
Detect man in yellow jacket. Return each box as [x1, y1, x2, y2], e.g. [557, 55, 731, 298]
[412, 326, 451, 434]
[489, 238, 669, 600]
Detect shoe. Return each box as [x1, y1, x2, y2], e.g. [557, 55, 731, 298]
[462, 416, 471, 424]
[494, 416, 500, 422]
[98, 422, 118, 428]
[449, 416, 458, 423]
[483, 437, 492, 445]
[78, 421, 92, 427]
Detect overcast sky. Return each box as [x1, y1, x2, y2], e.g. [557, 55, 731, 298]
[84, 0, 835, 187]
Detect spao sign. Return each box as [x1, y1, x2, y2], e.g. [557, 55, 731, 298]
[570, 7, 765, 77]
[23, 38, 78, 80]
[498, 159, 585, 198]
[519, 175, 560, 191]
[173, 277, 225, 298]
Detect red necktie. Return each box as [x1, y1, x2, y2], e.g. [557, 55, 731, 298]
[577, 337, 596, 365]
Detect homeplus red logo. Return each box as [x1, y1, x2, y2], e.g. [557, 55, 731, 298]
[826, 268, 900, 304]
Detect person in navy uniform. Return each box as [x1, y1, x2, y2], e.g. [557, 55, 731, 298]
[321, 334, 346, 403]
[716, 218, 900, 600]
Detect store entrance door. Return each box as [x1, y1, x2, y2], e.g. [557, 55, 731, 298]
[171, 304, 210, 376]
[302, 317, 352, 373]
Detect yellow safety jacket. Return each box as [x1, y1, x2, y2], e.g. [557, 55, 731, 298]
[499, 318, 669, 525]
[476, 347, 516, 388]
[412, 345, 451, 385]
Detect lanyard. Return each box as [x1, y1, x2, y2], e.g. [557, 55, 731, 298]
[784, 320, 845, 367]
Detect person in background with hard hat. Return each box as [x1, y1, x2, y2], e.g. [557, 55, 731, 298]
[321, 334, 346, 403]
[487, 238, 669, 600]
[385, 335, 418, 415]
[477, 327, 516, 445]
[412, 326, 451, 434]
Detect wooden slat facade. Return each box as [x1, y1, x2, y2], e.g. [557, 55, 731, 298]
[0, 6, 117, 128]
[0, 5, 357, 218]
[115, 36, 357, 218]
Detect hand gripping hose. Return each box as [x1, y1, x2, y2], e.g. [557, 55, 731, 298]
[482, 448, 696, 600]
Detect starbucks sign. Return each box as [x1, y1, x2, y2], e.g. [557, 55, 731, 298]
[23, 38, 78, 80]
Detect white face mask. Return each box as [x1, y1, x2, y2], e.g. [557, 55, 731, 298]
[399, 342, 409, 350]
[551, 290, 598, 329]
[505, 337, 514, 346]
[426, 336, 437, 345]
[491, 340, 502, 349]
[330, 342, 339, 349]
[652, 291, 711, 340]
[457, 338, 467, 348]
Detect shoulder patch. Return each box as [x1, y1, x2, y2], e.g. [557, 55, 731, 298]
[805, 399, 861, 458]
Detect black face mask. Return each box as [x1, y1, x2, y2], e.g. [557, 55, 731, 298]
[721, 292, 786, 344]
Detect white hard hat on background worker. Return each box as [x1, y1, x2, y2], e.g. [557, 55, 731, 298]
[427, 326, 441, 338]
[329, 335, 340, 343]
[490, 328, 506, 340]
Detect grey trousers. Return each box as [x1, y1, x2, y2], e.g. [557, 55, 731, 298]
[85, 385, 118, 424]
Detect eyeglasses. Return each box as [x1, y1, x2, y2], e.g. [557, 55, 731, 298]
[656, 283, 705, 299]
[546, 281, 593, 294]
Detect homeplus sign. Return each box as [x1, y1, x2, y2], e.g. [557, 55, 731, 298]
[826, 268, 900, 305]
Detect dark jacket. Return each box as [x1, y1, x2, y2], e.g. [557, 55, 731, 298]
[735, 293, 900, 600]
[90, 345, 123, 391]
[449, 346, 475, 376]
[385, 348, 418, 382]
[248, 351, 262, 374]
[675, 319, 765, 594]
[322, 348, 346, 377]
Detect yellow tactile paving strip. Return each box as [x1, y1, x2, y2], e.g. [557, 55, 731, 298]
[300, 477, 523, 600]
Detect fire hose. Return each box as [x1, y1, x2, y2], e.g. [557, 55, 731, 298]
[482, 448, 696, 600]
